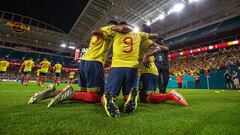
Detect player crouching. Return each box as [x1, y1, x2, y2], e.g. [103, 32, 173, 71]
[139, 61, 188, 106]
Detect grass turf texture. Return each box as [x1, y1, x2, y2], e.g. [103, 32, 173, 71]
[0, 82, 240, 135]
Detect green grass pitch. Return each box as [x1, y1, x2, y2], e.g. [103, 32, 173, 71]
[0, 82, 240, 135]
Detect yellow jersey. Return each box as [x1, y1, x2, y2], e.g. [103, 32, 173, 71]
[104, 31, 149, 68]
[54, 64, 62, 73]
[22, 60, 34, 72]
[40, 60, 51, 73]
[139, 39, 158, 76]
[36, 69, 41, 77]
[0, 60, 10, 72]
[81, 25, 113, 65]
[69, 72, 75, 79]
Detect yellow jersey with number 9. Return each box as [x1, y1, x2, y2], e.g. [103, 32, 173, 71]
[23, 60, 34, 72]
[0, 60, 10, 72]
[40, 60, 51, 73]
[105, 31, 149, 68]
[81, 25, 113, 65]
[139, 39, 158, 76]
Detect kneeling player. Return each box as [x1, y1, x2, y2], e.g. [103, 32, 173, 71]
[139, 63, 188, 106]
[28, 21, 119, 107]
[19, 58, 34, 86]
[138, 24, 188, 106]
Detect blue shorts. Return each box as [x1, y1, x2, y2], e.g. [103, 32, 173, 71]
[39, 72, 47, 77]
[139, 73, 158, 98]
[105, 67, 137, 97]
[78, 60, 105, 93]
[22, 71, 31, 76]
[70, 78, 74, 81]
[55, 73, 61, 78]
[0, 71, 6, 76]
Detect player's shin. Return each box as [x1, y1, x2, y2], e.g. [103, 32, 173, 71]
[26, 76, 30, 85]
[21, 76, 25, 85]
[145, 93, 169, 103]
[42, 77, 46, 85]
[71, 91, 101, 103]
[54, 78, 57, 86]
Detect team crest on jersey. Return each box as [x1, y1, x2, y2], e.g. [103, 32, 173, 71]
[6, 21, 30, 34]
[91, 36, 100, 45]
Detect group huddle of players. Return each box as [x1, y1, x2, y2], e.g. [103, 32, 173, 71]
[3, 21, 188, 118]
[0, 58, 76, 86]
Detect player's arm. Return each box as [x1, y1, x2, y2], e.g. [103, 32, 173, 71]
[142, 42, 161, 68]
[92, 28, 103, 35]
[92, 25, 132, 36]
[111, 25, 132, 33]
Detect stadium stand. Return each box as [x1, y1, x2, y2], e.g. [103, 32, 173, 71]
[169, 45, 240, 76]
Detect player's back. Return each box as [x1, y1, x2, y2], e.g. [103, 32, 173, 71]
[23, 60, 34, 72]
[111, 32, 149, 68]
[40, 60, 51, 73]
[0, 60, 10, 71]
[54, 64, 62, 73]
[69, 72, 75, 78]
[81, 25, 113, 65]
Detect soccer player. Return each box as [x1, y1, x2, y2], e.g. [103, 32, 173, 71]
[68, 70, 75, 84]
[53, 62, 62, 86]
[138, 24, 188, 106]
[0, 58, 10, 85]
[28, 21, 120, 106]
[37, 58, 51, 86]
[35, 69, 41, 85]
[100, 22, 161, 118]
[19, 58, 34, 86]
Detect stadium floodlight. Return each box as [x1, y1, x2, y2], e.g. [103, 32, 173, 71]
[133, 27, 139, 33]
[69, 46, 76, 49]
[158, 14, 165, 20]
[146, 21, 151, 26]
[189, 0, 200, 3]
[168, 3, 185, 14]
[61, 43, 67, 48]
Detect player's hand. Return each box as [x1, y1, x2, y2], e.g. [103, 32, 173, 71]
[18, 70, 21, 73]
[143, 55, 151, 68]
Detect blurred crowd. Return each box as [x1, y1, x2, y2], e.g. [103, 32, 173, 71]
[169, 46, 240, 76]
